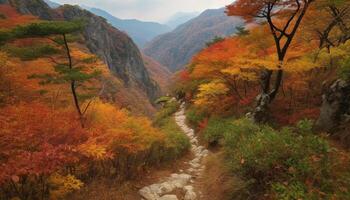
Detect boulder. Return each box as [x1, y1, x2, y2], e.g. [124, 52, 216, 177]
[316, 79, 350, 132]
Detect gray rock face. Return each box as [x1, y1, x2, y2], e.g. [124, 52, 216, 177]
[1, 0, 54, 20]
[316, 79, 350, 132]
[59, 5, 160, 101]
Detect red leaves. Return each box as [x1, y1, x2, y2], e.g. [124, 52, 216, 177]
[0, 103, 86, 184]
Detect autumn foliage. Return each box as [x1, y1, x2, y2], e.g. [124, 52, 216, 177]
[0, 8, 188, 200]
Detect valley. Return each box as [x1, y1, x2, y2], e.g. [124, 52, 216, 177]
[0, 0, 349, 200]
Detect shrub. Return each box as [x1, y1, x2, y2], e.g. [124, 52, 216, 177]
[154, 99, 180, 126]
[160, 117, 190, 160]
[223, 118, 350, 199]
[185, 107, 207, 128]
[202, 117, 235, 144]
[339, 57, 350, 81]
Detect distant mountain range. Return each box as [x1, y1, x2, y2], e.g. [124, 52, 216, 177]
[44, 1, 172, 48]
[144, 8, 244, 72]
[85, 7, 171, 48]
[43, 0, 59, 8]
[166, 12, 199, 29]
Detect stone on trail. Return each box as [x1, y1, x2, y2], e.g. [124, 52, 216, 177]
[158, 195, 179, 200]
[139, 187, 159, 200]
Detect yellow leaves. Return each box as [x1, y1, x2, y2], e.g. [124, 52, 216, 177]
[221, 67, 240, 76]
[49, 173, 84, 200]
[78, 143, 108, 160]
[284, 58, 318, 73]
[194, 80, 229, 106]
[85, 100, 165, 156]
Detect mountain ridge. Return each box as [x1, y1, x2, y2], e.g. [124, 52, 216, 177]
[144, 8, 244, 72]
[83, 6, 171, 48]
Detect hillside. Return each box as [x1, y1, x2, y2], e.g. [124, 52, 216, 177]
[85, 7, 171, 48]
[143, 54, 172, 93]
[165, 12, 199, 29]
[144, 8, 243, 72]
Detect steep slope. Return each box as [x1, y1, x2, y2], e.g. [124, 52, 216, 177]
[86, 7, 171, 48]
[58, 5, 160, 101]
[143, 55, 172, 93]
[2, 0, 54, 19]
[144, 8, 243, 72]
[166, 12, 199, 29]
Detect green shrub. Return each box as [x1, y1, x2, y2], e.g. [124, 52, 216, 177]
[223, 118, 350, 199]
[339, 57, 350, 81]
[296, 118, 314, 135]
[4, 44, 59, 60]
[154, 100, 179, 126]
[185, 107, 207, 128]
[202, 117, 235, 144]
[160, 117, 190, 160]
[271, 182, 307, 200]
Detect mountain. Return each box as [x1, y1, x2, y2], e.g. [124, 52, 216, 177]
[59, 5, 160, 100]
[1, 0, 161, 114]
[43, 0, 60, 8]
[144, 8, 244, 72]
[166, 12, 199, 29]
[143, 55, 172, 93]
[84, 7, 171, 48]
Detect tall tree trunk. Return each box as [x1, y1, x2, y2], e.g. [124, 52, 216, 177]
[63, 34, 84, 127]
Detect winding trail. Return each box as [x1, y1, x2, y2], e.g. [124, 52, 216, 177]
[139, 103, 209, 200]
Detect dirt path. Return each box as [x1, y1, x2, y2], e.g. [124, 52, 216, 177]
[138, 103, 209, 200]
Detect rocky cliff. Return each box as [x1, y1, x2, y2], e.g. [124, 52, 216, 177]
[58, 5, 160, 100]
[3, 0, 54, 19]
[144, 8, 243, 72]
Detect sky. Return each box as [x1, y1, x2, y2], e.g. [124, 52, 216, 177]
[51, 0, 233, 23]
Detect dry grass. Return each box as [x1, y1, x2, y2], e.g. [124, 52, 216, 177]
[196, 151, 244, 200]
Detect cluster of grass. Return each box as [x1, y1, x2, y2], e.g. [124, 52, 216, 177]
[159, 117, 191, 160]
[202, 117, 235, 144]
[154, 98, 180, 126]
[3, 44, 59, 60]
[201, 117, 350, 199]
[153, 98, 190, 160]
[185, 107, 207, 128]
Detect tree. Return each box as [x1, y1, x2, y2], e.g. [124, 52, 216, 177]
[226, 0, 315, 122]
[236, 25, 250, 36]
[305, 0, 350, 50]
[10, 20, 101, 127]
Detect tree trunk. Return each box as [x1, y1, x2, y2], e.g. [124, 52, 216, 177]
[63, 34, 84, 127]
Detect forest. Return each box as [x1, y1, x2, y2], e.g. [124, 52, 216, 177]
[0, 0, 349, 200]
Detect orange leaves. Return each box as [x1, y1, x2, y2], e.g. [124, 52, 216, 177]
[226, 0, 265, 21]
[0, 5, 37, 29]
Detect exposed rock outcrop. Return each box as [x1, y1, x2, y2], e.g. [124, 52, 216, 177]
[316, 79, 350, 132]
[4, 0, 54, 19]
[58, 5, 160, 100]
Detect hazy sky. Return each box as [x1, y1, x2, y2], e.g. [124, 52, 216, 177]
[51, 0, 233, 23]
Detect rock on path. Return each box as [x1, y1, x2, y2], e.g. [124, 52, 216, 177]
[139, 103, 209, 200]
